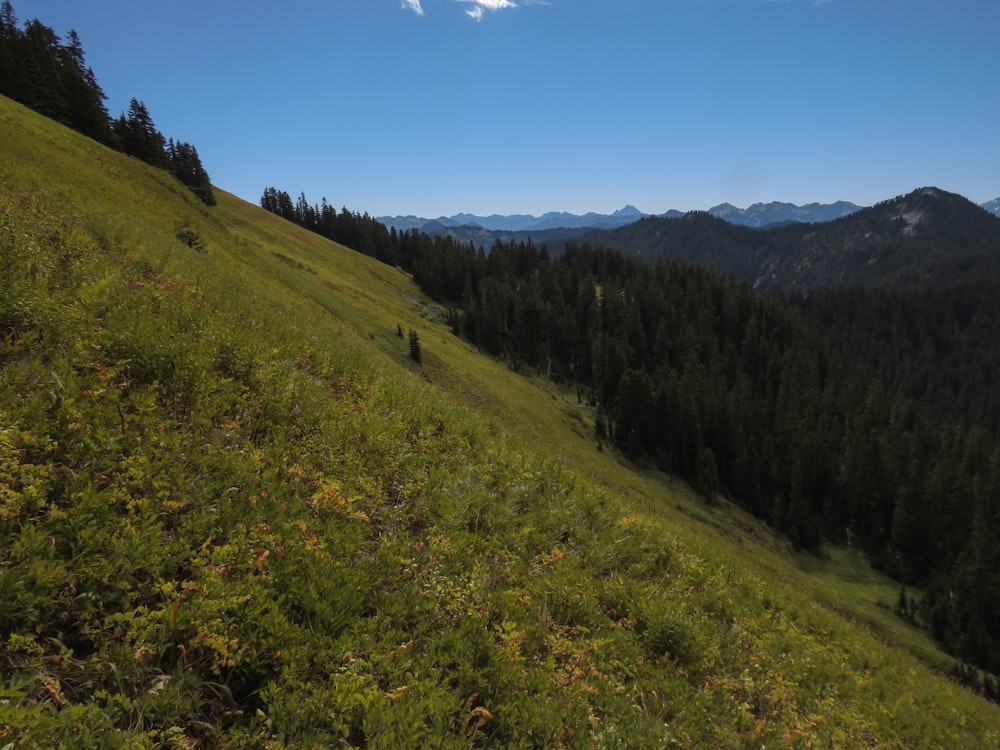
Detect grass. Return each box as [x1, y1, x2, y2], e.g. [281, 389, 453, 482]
[2, 93, 999, 747]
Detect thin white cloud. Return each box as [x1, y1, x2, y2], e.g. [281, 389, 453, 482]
[457, 0, 517, 21]
[401, 0, 521, 20]
[402, 0, 424, 15]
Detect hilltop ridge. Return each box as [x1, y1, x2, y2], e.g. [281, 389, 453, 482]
[567, 186, 1000, 291]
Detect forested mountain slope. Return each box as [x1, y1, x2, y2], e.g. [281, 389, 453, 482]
[569, 187, 1000, 292]
[3, 96, 1000, 747]
[265, 178, 1000, 679]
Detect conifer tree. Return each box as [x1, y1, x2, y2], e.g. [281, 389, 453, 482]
[168, 139, 215, 205]
[0, 2, 24, 100]
[58, 28, 111, 143]
[408, 329, 422, 364]
[19, 19, 66, 119]
[113, 98, 168, 168]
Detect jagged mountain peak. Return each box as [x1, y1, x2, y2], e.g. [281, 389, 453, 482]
[708, 200, 862, 227]
[613, 204, 642, 217]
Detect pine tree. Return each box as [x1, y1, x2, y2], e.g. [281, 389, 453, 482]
[20, 18, 70, 122]
[613, 368, 653, 455]
[0, 2, 25, 101]
[408, 329, 422, 364]
[896, 585, 912, 622]
[168, 139, 215, 205]
[58, 28, 111, 143]
[114, 98, 167, 168]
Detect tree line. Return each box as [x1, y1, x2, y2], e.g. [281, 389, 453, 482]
[0, 2, 214, 205]
[260, 187, 396, 262]
[263, 187, 1000, 684]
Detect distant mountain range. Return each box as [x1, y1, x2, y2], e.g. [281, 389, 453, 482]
[379, 194, 1000, 281]
[378, 200, 863, 235]
[379, 204, 648, 233]
[705, 200, 863, 228]
[563, 187, 1000, 292]
[382, 196, 1000, 236]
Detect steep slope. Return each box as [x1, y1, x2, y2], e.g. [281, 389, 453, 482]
[2, 96, 1000, 747]
[572, 187, 1000, 292]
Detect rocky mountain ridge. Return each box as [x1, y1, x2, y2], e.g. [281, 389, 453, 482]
[379, 199, 863, 234]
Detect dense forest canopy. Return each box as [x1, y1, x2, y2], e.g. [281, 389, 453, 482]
[0, 1, 214, 205]
[264, 186, 1000, 685]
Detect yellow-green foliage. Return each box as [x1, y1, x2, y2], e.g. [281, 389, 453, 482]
[2, 95, 999, 747]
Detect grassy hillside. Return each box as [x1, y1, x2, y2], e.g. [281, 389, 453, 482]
[2, 95, 999, 747]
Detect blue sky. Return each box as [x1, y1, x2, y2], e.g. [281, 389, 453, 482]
[14, 0, 1000, 217]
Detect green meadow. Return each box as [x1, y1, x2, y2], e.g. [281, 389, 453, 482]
[2, 95, 998, 747]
